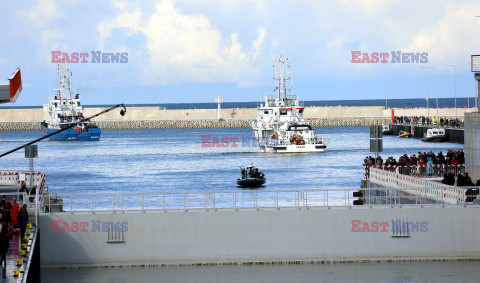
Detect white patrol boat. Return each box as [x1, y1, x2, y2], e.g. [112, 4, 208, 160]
[421, 128, 447, 142]
[41, 64, 101, 141]
[252, 55, 326, 153]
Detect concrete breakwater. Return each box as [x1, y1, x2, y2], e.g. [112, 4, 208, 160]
[0, 106, 472, 130]
[0, 117, 390, 130]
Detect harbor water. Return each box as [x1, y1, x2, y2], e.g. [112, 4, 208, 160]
[0, 126, 463, 195]
[0, 126, 471, 281]
[41, 261, 480, 283]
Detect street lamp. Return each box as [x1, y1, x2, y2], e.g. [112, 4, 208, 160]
[428, 67, 439, 123]
[420, 67, 430, 118]
[467, 86, 470, 108]
[385, 88, 388, 109]
[446, 65, 457, 120]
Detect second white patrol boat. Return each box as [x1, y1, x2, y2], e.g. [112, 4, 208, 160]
[252, 55, 326, 153]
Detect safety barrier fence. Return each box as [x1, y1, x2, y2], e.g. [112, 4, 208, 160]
[0, 170, 46, 206]
[364, 165, 465, 179]
[43, 187, 480, 214]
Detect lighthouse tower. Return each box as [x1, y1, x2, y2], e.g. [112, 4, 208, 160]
[215, 94, 223, 120]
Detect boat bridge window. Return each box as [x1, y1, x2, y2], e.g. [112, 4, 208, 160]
[54, 103, 58, 107]
[280, 110, 288, 115]
[288, 125, 312, 131]
[77, 102, 81, 106]
[264, 110, 269, 114]
[298, 109, 304, 114]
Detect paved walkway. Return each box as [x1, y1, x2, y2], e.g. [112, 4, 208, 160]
[0, 233, 22, 283]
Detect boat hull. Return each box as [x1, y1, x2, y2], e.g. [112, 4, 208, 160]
[260, 144, 326, 153]
[382, 130, 394, 135]
[421, 136, 447, 142]
[42, 126, 101, 141]
[236, 178, 266, 188]
[397, 131, 412, 138]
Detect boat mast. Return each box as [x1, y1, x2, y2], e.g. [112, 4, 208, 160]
[55, 64, 73, 100]
[273, 55, 291, 101]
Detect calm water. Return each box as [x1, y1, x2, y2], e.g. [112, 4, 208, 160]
[0, 127, 463, 195]
[41, 261, 480, 283]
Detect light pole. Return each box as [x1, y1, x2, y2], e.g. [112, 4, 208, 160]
[476, 84, 479, 112]
[467, 86, 470, 108]
[420, 67, 430, 118]
[385, 88, 388, 109]
[428, 67, 439, 123]
[446, 65, 457, 120]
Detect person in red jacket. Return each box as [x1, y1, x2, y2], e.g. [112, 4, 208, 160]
[10, 199, 20, 231]
[418, 158, 425, 166]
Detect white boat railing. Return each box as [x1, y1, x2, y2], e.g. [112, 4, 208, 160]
[43, 187, 480, 214]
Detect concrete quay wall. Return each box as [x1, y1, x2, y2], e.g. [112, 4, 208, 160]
[0, 106, 472, 130]
[465, 112, 480, 183]
[39, 206, 480, 267]
[389, 124, 464, 144]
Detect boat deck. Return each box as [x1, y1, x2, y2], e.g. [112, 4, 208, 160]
[0, 185, 21, 193]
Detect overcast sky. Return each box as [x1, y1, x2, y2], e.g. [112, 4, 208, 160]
[1, 0, 480, 106]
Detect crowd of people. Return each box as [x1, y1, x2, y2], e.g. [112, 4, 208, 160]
[393, 116, 463, 128]
[364, 149, 480, 187]
[364, 149, 465, 167]
[0, 196, 28, 269]
[441, 172, 479, 186]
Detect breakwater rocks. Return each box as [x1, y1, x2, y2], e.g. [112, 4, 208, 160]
[0, 117, 390, 131]
[0, 122, 40, 131]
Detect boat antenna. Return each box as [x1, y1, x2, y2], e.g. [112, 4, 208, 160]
[48, 62, 51, 102]
[256, 85, 259, 108]
[302, 85, 305, 107]
[0, 104, 127, 158]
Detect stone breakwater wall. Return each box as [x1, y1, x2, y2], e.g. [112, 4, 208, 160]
[96, 117, 390, 129]
[0, 105, 471, 131]
[0, 117, 390, 130]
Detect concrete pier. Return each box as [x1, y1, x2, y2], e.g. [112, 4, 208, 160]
[0, 225, 39, 282]
[38, 188, 480, 268]
[0, 106, 473, 130]
[39, 203, 480, 267]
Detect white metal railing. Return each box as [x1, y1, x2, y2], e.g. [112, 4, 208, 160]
[364, 165, 466, 179]
[43, 187, 480, 214]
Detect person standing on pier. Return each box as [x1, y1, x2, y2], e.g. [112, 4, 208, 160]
[10, 199, 20, 232]
[17, 205, 28, 239]
[0, 223, 10, 269]
[426, 157, 434, 176]
[0, 201, 11, 224]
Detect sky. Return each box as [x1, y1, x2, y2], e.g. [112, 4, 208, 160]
[1, 0, 480, 106]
